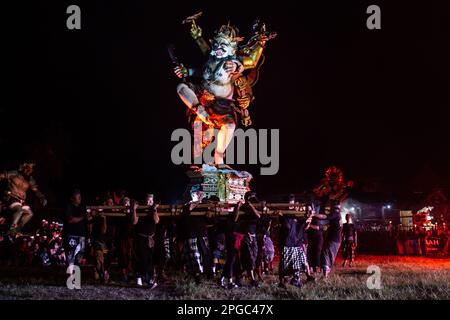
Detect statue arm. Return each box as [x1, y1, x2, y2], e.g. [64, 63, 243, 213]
[190, 23, 210, 56]
[195, 37, 210, 56]
[313, 180, 330, 197]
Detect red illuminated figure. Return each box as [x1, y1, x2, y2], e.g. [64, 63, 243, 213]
[313, 166, 353, 277]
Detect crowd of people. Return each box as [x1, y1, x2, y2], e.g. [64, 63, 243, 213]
[356, 222, 449, 256]
[0, 219, 65, 267]
[1, 164, 361, 290]
[2, 161, 447, 292]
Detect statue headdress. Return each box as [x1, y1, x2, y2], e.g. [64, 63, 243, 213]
[325, 166, 344, 184]
[213, 23, 244, 48]
[19, 162, 36, 171]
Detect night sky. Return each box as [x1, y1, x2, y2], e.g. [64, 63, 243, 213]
[4, 0, 450, 206]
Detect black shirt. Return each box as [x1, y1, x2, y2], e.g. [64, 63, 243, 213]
[135, 210, 157, 236]
[279, 216, 305, 247]
[342, 223, 356, 241]
[216, 215, 238, 249]
[237, 203, 259, 235]
[64, 203, 87, 237]
[113, 214, 135, 240]
[178, 204, 208, 239]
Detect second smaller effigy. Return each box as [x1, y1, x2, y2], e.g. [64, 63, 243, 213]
[185, 164, 252, 203]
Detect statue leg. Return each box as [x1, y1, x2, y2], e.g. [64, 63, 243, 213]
[176, 83, 211, 125]
[9, 203, 23, 231]
[193, 117, 215, 161]
[18, 206, 33, 230]
[214, 122, 235, 164]
[193, 118, 203, 160]
[176, 83, 199, 108]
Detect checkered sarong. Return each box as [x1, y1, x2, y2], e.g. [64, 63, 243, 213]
[183, 237, 208, 274]
[240, 233, 258, 271]
[65, 235, 85, 266]
[164, 237, 171, 260]
[263, 235, 275, 262]
[279, 246, 307, 275]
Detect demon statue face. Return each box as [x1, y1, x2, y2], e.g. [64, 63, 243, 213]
[210, 25, 240, 58]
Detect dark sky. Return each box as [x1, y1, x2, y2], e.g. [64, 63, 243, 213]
[4, 0, 450, 205]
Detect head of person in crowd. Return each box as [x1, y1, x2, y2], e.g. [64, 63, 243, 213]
[288, 194, 295, 204]
[113, 189, 126, 205]
[19, 162, 35, 177]
[345, 213, 353, 224]
[70, 189, 82, 206]
[145, 193, 154, 206]
[50, 221, 58, 231]
[190, 190, 202, 203]
[207, 195, 220, 203]
[102, 192, 114, 207]
[41, 219, 49, 228]
[244, 191, 258, 204]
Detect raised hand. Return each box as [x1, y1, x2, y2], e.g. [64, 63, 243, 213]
[174, 64, 188, 78]
[190, 23, 202, 40]
[223, 61, 237, 73]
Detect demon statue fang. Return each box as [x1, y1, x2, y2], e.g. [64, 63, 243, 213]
[172, 13, 276, 165]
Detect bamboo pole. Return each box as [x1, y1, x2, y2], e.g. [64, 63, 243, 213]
[86, 203, 308, 217]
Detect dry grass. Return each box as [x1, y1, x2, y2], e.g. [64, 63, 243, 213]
[0, 255, 449, 300]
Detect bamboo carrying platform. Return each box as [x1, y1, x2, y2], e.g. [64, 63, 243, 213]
[86, 203, 309, 218]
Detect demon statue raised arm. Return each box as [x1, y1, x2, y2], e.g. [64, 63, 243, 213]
[173, 13, 276, 165]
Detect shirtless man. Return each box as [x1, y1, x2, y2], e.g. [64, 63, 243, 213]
[0, 162, 47, 234]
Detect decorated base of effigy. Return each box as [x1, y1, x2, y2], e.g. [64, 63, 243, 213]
[185, 164, 252, 203]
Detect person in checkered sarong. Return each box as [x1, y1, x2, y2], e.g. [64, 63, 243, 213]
[256, 218, 275, 280]
[235, 192, 262, 287]
[179, 200, 211, 284]
[277, 212, 315, 288]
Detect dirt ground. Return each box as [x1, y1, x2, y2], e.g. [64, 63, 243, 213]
[0, 255, 449, 300]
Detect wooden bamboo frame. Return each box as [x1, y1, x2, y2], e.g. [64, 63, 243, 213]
[86, 203, 308, 217]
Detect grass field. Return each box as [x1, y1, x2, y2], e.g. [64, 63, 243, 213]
[0, 255, 449, 300]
